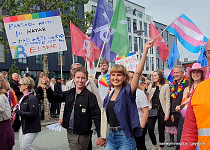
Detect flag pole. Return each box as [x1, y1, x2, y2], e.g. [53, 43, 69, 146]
[85, 41, 91, 68]
[93, 26, 111, 78]
[152, 15, 180, 40]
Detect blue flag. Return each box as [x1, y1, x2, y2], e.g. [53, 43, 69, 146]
[90, 0, 116, 61]
[167, 40, 180, 70]
[197, 45, 208, 67]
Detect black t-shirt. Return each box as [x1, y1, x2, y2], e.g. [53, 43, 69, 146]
[107, 101, 120, 127]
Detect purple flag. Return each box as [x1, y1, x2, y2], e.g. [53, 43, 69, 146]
[90, 0, 116, 61]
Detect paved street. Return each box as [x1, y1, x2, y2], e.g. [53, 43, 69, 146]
[13, 123, 176, 150]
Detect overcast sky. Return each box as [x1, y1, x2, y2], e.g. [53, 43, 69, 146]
[130, 0, 210, 61]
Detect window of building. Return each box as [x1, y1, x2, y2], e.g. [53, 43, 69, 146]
[58, 52, 65, 66]
[146, 56, 149, 70]
[92, 5, 97, 15]
[108, 0, 113, 8]
[133, 19, 137, 32]
[129, 36, 132, 51]
[161, 29, 163, 37]
[151, 57, 154, 71]
[140, 38, 143, 52]
[144, 23, 147, 37]
[166, 31, 169, 41]
[134, 37, 138, 52]
[126, 7, 132, 15]
[139, 21, 142, 35]
[150, 47, 153, 54]
[162, 61, 164, 70]
[156, 58, 159, 69]
[35, 55, 42, 64]
[138, 11, 143, 18]
[127, 17, 131, 32]
[144, 39, 148, 44]
[18, 58, 27, 64]
[156, 47, 159, 54]
[0, 45, 5, 63]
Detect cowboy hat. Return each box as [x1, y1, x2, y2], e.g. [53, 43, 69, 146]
[186, 63, 207, 78]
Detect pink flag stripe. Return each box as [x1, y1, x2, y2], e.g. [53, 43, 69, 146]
[173, 20, 203, 40]
[170, 23, 204, 47]
[177, 17, 203, 35]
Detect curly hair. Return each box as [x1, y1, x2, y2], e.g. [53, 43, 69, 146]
[110, 64, 129, 88]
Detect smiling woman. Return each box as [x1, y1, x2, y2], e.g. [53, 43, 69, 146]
[102, 40, 155, 150]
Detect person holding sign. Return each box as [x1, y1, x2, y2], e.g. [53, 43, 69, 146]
[101, 40, 154, 150]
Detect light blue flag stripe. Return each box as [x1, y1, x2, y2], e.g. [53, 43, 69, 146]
[167, 26, 203, 53]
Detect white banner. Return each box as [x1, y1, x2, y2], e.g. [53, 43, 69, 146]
[3, 10, 67, 59]
[115, 52, 138, 72]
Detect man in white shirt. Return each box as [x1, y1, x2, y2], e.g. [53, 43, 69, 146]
[128, 71, 149, 150]
[98, 58, 110, 101]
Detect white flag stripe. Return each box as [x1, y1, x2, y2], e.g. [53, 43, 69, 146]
[174, 20, 204, 41]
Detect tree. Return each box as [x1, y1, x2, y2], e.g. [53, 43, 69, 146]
[8, 62, 20, 82]
[0, 0, 94, 120]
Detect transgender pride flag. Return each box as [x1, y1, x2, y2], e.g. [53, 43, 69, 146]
[167, 14, 205, 53]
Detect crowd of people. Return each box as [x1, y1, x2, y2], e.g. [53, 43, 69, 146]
[0, 39, 210, 150]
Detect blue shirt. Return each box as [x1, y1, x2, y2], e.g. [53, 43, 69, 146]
[103, 84, 142, 138]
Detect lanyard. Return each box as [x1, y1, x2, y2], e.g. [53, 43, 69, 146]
[72, 92, 77, 113]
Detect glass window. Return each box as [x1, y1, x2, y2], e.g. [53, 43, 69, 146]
[127, 17, 131, 32]
[150, 47, 153, 54]
[139, 11, 143, 18]
[144, 23, 147, 37]
[161, 29, 163, 37]
[92, 5, 97, 15]
[133, 19, 137, 32]
[18, 58, 27, 64]
[134, 37, 138, 52]
[139, 21, 143, 35]
[151, 57, 154, 71]
[166, 31, 169, 41]
[0, 44, 5, 63]
[108, 0, 113, 8]
[126, 7, 132, 15]
[156, 47, 159, 54]
[35, 55, 42, 64]
[144, 39, 148, 44]
[146, 56, 149, 70]
[140, 38, 143, 52]
[156, 58, 159, 69]
[162, 61, 164, 70]
[129, 36, 132, 51]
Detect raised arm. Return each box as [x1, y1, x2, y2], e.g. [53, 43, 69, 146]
[130, 40, 154, 95]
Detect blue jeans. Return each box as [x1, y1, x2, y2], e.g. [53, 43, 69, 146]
[105, 130, 136, 150]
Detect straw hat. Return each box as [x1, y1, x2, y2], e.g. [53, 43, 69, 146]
[186, 63, 207, 78]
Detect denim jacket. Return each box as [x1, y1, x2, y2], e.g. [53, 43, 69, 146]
[103, 84, 142, 138]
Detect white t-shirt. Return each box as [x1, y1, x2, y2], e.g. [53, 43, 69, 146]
[136, 89, 148, 122]
[98, 71, 110, 101]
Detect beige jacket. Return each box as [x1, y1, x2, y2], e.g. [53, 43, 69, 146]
[147, 83, 170, 117]
[59, 78, 102, 120]
[0, 94, 11, 122]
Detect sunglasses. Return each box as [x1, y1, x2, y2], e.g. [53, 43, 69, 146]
[203, 50, 210, 57]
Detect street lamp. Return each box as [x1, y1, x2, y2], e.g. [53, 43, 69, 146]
[133, 30, 144, 58]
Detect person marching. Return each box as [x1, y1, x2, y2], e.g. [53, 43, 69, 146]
[101, 40, 154, 150]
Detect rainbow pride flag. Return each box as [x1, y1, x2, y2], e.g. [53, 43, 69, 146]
[99, 75, 110, 87]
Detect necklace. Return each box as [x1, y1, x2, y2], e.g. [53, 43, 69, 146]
[170, 77, 187, 99]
